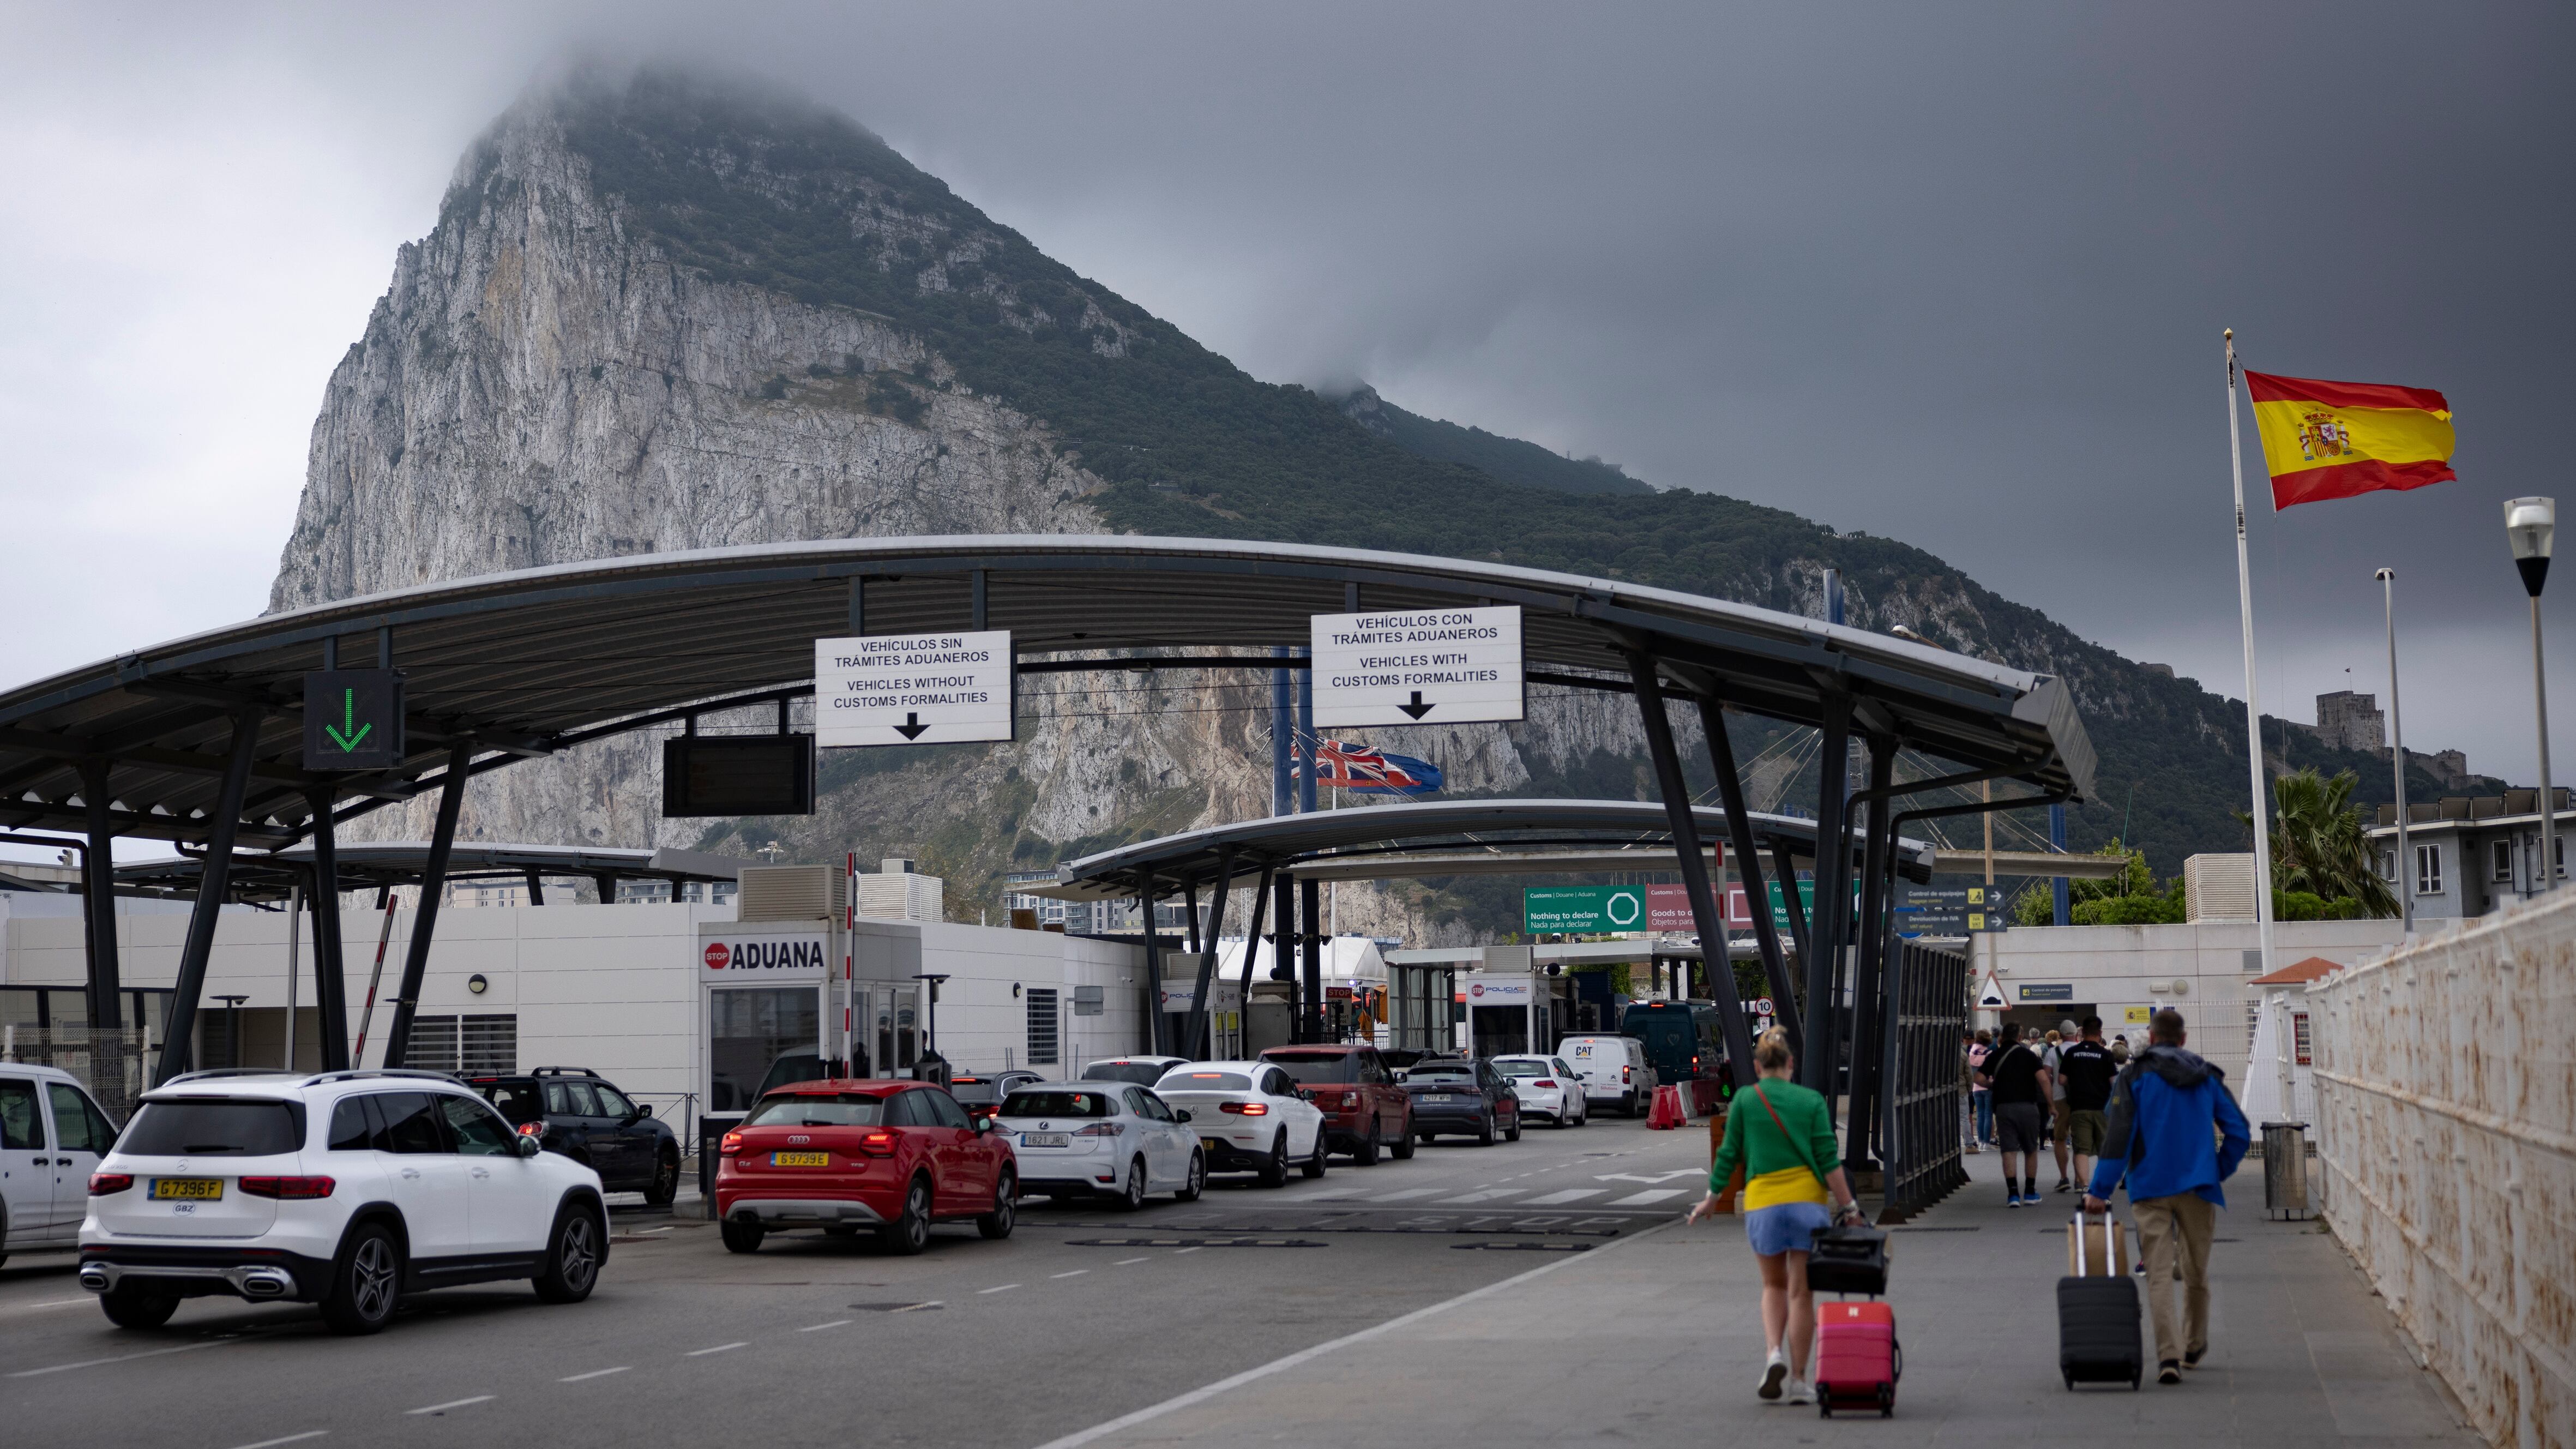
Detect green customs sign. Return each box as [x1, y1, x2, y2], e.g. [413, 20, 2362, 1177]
[302, 670, 406, 771]
[1521, 886, 1648, 934]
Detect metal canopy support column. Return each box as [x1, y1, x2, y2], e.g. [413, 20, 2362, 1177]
[305, 787, 352, 1072]
[1770, 840, 1813, 968]
[1140, 870, 1167, 1056]
[78, 758, 123, 1032]
[1627, 652, 1756, 1088]
[1696, 698, 1800, 1046]
[1183, 878, 1202, 954]
[1799, 693, 1853, 1101]
[1188, 848, 1236, 1058]
[1843, 738, 1896, 1170]
[1235, 864, 1273, 1031]
[383, 742, 470, 1071]
[522, 869, 545, 905]
[1300, 877, 1323, 1045]
[156, 708, 262, 1085]
[1272, 869, 1298, 1041]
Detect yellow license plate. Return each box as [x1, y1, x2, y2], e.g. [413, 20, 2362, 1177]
[153, 1178, 224, 1200]
[771, 1151, 830, 1167]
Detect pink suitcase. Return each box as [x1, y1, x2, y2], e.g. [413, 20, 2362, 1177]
[1814, 1300, 1899, 1417]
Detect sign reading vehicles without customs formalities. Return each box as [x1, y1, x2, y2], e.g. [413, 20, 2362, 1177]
[1310, 605, 1523, 727]
[814, 631, 1014, 747]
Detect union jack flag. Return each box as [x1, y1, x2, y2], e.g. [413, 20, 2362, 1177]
[1293, 738, 1445, 795]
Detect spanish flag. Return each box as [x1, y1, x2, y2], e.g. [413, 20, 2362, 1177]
[2244, 371, 2455, 509]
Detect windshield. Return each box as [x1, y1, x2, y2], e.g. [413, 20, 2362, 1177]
[745, 1095, 886, 1128]
[121, 1100, 300, 1156]
[1262, 1053, 1356, 1085]
[948, 1079, 1001, 1104]
[1406, 1066, 1476, 1082]
[1001, 1090, 1115, 1119]
[1156, 1071, 1252, 1093]
[1081, 1062, 1167, 1086]
[1495, 1060, 1548, 1077]
[476, 1082, 544, 1126]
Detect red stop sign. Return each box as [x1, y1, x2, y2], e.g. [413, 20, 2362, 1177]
[703, 941, 730, 971]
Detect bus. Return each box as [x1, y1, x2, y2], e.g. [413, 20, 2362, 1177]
[1618, 1000, 1730, 1090]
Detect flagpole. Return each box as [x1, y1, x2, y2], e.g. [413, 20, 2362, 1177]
[2226, 329, 2278, 980]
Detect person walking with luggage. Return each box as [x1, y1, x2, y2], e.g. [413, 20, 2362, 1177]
[2057, 1016, 2118, 1186]
[2082, 1008, 2250, 1385]
[1688, 1035, 1864, 1405]
[1977, 1024, 2053, 1206]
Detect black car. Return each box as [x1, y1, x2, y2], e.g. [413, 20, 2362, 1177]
[470, 1066, 682, 1204]
[1397, 1058, 1521, 1146]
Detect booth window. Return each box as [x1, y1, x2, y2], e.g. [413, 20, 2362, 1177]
[2494, 839, 2515, 883]
[2415, 844, 2442, 895]
[1025, 988, 1061, 1066]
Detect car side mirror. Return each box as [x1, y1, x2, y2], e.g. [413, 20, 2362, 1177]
[972, 1116, 994, 1134]
[514, 1132, 543, 1158]
[1175, 1109, 1193, 1123]
[635, 1104, 653, 1120]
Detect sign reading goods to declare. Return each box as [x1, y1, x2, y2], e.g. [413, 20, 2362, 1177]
[813, 631, 1014, 747]
[1310, 606, 1523, 727]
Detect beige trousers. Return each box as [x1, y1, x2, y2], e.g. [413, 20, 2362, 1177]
[2132, 1193, 2215, 1365]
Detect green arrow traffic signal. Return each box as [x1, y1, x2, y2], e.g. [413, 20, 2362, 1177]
[322, 687, 374, 753]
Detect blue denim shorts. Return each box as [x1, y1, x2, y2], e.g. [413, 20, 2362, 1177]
[1745, 1200, 1833, 1256]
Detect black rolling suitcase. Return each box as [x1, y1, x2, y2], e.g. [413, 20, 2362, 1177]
[2058, 1211, 2142, 1390]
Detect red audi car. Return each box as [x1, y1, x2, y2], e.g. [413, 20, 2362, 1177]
[716, 1079, 1016, 1255]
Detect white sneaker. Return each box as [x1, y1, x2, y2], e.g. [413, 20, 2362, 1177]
[1758, 1350, 1788, 1400]
[1786, 1378, 1817, 1405]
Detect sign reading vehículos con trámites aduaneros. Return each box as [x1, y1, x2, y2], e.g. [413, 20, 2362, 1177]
[1309, 606, 1522, 727]
[700, 928, 830, 981]
[813, 631, 1013, 747]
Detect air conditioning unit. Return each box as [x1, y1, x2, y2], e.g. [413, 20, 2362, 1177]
[737, 864, 848, 922]
[2183, 854, 2257, 924]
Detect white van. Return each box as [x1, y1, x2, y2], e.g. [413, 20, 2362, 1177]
[1554, 1036, 1656, 1118]
[1, 1062, 121, 1265]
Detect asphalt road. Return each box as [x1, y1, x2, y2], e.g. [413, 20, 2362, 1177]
[0, 1112, 1713, 1449]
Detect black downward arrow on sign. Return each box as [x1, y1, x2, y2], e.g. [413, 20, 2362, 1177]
[1397, 691, 1436, 720]
[894, 713, 930, 739]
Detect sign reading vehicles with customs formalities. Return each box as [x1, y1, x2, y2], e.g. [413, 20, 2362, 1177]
[1310, 605, 1522, 727]
[814, 630, 1014, 747]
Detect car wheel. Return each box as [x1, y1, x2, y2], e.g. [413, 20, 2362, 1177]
[1175, 1150, 1206, 1202]
[1476, 1111, 1495, 1147]
[318, 1223, 401, 1336]
[99, 1283, 180, 1331]
[1356, 1120, 1381, 1167]
[1623, 1092, 1641, 1119]
[1112, 1157, 1148, 1212]
[977, 1170, 1018, 1240]
[1256, 1132, 1290, 1188]
[1301, 1129, 1329, 1179]
[1551, 1105, 1569, 1129]
[534, 1204, 603, 1303]
[1392, 1113, 1418, 1158]
[882, 1175, 934, 1255]
[720, 1217, 765, 1254]
[643, 1147, 680, 1207]
[1504, 1110, 1521, 1143]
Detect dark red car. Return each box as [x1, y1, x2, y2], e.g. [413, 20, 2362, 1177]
[716, 1080, 1016, 1255]
[1257, 1044, 1416, 1164]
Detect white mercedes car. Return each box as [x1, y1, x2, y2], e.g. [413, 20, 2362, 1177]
[1492, 1054, 1589, 1127]
[1152, 1061, 1329, 1187]
[995, 1082, 1205, 1207]
[79, 1068, 607, 1334]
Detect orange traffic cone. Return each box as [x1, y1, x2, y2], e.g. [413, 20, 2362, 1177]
[1646, 1084, 1681, 1130]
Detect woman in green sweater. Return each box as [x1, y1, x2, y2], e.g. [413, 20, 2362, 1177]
[1688, 1034, 1862, 1404]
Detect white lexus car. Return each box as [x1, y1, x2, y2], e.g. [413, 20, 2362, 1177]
[995, 1082, 1205, 1206]
[79, 1068, 607, 1334]
[1152, 1061, 1329, 1187]
[1492, 1054, 1589, 1127]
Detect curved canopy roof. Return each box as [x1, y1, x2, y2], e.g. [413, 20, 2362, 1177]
[0, 535, 2093, 847]
[1040, 798, 1941, 900]
[114, 843, 754, 905]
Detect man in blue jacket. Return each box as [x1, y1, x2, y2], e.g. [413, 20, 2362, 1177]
[2082, 1008, 2250, 1385]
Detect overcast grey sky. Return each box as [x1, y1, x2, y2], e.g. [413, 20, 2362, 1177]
[3, 2, 2571, 816]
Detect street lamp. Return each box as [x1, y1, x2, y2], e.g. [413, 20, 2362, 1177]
[2377, 569, 2412, 930]
[2506, 497, 2556, 894]
[911, 973, 952, 1082]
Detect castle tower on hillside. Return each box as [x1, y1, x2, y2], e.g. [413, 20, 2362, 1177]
[2314, 690, 2387, 755]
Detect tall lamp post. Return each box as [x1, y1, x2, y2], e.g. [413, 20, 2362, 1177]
[2378, 568, 2412, 931]
[2506, 498, 2556, 895]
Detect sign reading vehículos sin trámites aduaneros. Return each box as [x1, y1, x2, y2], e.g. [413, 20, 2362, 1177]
[700, 928, 830, 981]
[813, 631, 1013, 747]
[1310, 606, 1522, 727]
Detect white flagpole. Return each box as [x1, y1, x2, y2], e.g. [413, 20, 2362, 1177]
[2226, 329, 2278, 981]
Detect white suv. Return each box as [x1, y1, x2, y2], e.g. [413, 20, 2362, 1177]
[80, 1068, 607, 1335]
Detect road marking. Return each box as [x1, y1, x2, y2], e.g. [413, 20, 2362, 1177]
[20, 1297, 91, 1309]
[7, 1337, 234, 1378]
[1279, 1187, 1365, 1201]
[405, 1396, 496, 1415]
[1172, 1246, 1202, 1255]
[1367, 1188, 1442, 1202]
[1523, 1189, 1608, 1205]
[1435, 1189, 1525, 1204]
[222, 1434, 328, 1449]
[1115, 1256, 1152, 1265]
[1029, 1216, 1678, 1449]
[888, 1302, 943, 1313]
[685, 1343, 748, 1357]
[1595, 1169, 1699, 1183]
[558, 1367, 631, 1382]
[1607, 1188, 1688, 1206]
[978, 1283, 1022, 1294]
[798, 1320, 854, 1332]
[1050, 1270, 1090, 1279]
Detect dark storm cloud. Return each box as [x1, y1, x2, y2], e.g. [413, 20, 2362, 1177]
[3, 2, 2569, 779]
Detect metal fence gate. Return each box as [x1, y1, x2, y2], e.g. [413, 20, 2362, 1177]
[1879, 938, 1969, 1221]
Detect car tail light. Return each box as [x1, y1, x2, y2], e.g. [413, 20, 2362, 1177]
[239, 1176, 336, 1200]
[1220, 1102, 1268, 1116]
[1623, 1065, 1633, 1083]
[1533, 1080, 1557, 1089]
[1075, 1122, 1127, 1137]
[720, 1130, 746, 1156]
[88, 1173, 134, 1196]
[855, 1130, 899, 1157]
[517, 1121, 544, 1138]
[1339, 1092, 1361, 1110]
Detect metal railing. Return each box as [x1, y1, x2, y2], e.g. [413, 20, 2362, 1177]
[1878, 939, 1969, 1222]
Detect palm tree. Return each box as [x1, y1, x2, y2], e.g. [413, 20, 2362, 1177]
[2249, 767, 2399, 917]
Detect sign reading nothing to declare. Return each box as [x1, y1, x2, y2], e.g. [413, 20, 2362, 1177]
[814, 632, 1013, 747]
[1310, 606, 1523, 727]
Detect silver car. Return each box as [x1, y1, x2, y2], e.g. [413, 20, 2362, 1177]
[995, 1082, 1206, 1209]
